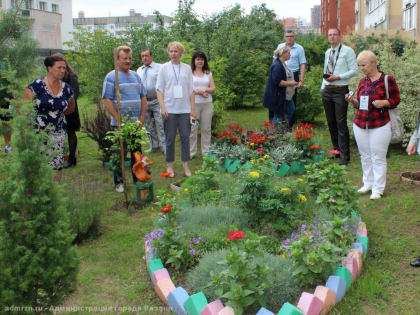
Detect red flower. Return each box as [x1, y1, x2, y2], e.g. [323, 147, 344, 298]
[227, 231, 245, 240]
[263, 121, 271, 127]
[161, 172, 172, 177]
[256, 147, 265, 153]
[232, 136, 238, 143]
[310, 145, 320, 150]
[160, 205, 173, 213]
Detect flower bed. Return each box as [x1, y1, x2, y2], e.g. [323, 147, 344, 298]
[142, 124, 366, 314]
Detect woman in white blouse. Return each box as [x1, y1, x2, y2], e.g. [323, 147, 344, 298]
[156, 41, 197, 177]
[190, 51, 216, 158]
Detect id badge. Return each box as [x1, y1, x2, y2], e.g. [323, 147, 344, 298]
[173, 85, 183, 99]
[360, 96, 369, 111]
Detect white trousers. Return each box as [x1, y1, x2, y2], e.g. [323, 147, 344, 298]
[190, 102, 213, 157]
[353, 122, 391, 195]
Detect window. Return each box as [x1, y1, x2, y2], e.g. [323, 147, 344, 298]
[0, 1, 2, 8]
[367, 0, 385, 13]
[23, 0, 33, 9]
[403, 1, 417, 30]
[39, 1, 47, 11]
[51, 3, 58, 13]
[11, 0, 19, 8]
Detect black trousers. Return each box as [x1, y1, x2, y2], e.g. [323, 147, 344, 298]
[269, 71, 299, 126]
[321, 86, 350, 161]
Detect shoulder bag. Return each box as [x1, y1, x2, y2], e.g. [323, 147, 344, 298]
[384, 74, 403, 144]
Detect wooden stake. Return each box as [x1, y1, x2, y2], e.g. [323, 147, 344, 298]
[113, 48, 129, 208]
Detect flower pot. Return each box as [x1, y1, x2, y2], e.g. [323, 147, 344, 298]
[135, 180, 154, 202]
[227, 159, 240, 173]
[400, 171, 420, 185]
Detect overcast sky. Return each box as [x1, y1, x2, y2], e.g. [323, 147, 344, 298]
[72, 0, 321, 22]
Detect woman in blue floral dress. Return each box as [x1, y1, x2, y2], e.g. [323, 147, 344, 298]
[23, 55, 75, 181]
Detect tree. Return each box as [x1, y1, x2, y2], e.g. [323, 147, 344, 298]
[0, 5, 79, 309]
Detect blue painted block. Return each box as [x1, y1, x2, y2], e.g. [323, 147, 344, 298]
[167, 287, 189, 315]
[352, 242, 364, 254]
[325, 275, 346, 302]
[257, 307, 275, 315]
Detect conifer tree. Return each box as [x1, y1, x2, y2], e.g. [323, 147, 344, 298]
[0, 4, 79, 309]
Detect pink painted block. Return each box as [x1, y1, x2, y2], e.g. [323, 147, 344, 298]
[153, 268, 170, 284]
[314, 286, 336, 315]
[217, 306, 235, 315]
[347, 249, 363, 275]
[200, 299, 224, 315]
[297, 292, 324, 315]
[154, 278, 176, 305]
[357, 222, 368, 237]
[342, 256, 358, 282]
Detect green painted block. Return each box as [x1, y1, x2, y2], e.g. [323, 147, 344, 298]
[312, 154, 324, 162]
[227, 159, 240, 173]
[356, 236, 369, 256]
[242, 161, 251, 168]
[297, 162, 305, 174]
[275, 163, 290, 177]
[183, 291, 208, 315]
[277, 302, 303, 315]
[289, 161, 301, 174]
[148, 258, 164, 279]
[208, 153, 216, 158]
[216, 162, 226, 172]
[224, 158, 232, 170]
[334, 266, 352, 290]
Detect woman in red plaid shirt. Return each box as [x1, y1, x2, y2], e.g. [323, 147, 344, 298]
[345, 50, 400, 200]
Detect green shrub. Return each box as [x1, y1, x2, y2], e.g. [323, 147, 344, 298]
[177, 205, 250, 237]
[180, 168, 221, 206]
[66, 187, 105, 242]
[296, 65, 325, 122]
[187, 250, 300, 312]
[0, 99, 78, 307]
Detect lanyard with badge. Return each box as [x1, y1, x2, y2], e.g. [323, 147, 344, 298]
[359, 78, 374, 111]
[172, 63, 183, 99]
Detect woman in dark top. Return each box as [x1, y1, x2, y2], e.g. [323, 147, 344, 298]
[52, 53, 80, 168]
[263, 46, 298, 126]
[23, 54, 75, 182]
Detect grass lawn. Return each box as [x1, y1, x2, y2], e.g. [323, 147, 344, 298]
[1, 100, 419, 314]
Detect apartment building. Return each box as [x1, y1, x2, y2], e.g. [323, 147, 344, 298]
[73, 9, 170, 37]
[0, 0, 73, 49]
[355, 0, 419, 41]
[321, 0, 356, 35]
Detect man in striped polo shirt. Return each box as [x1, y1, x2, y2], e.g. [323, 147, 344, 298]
[102, 45, 147, 192]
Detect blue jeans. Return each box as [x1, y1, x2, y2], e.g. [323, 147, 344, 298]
[273, 100, 295, 127]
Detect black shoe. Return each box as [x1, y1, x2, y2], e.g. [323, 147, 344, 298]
[328, 154, 340, 160]
[410, 257, 420, 267]
[339, 158, 350, 166]
[63, 157, 76, 168]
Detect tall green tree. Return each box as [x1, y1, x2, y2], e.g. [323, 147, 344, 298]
[0, 5, 79, 309]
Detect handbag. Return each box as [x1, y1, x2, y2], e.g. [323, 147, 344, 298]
[384, 75, 403, 144]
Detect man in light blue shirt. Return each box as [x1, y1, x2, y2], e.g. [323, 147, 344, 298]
[321, 28, 358, 165]
[275, 30, 306, 125]
[102, 46, 147, 192]
[137, 49, 166, 154]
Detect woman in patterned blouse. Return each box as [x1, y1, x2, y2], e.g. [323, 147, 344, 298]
[23, 55, 75, 182]
[345, 50, 400, 200]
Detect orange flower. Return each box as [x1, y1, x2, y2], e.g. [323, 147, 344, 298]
[310, 145, 320, 150]
[161, 172, 172, 177]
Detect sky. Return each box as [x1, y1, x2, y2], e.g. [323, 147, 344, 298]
[72, 0, 321, 22]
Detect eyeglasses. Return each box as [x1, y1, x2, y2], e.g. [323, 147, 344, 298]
[285, 35, 294, 38]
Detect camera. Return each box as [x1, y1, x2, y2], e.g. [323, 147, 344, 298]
[323, 73, 331, 79]
[190, 117, 199, 126]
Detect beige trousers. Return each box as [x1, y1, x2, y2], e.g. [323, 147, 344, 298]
[190, 101, 213, 158]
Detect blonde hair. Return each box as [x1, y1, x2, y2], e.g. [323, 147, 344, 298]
[274, 45, 290, 58]
[116, 46, 132, 58]
[167, 41, 185, 55]
[357, 50, 377, 65]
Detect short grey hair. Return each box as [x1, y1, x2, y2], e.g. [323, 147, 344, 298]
[274, 45, 290, 58]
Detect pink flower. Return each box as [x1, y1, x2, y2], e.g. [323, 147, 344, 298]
[256, 148, 265, 153]
[329, 149, 340, 155]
